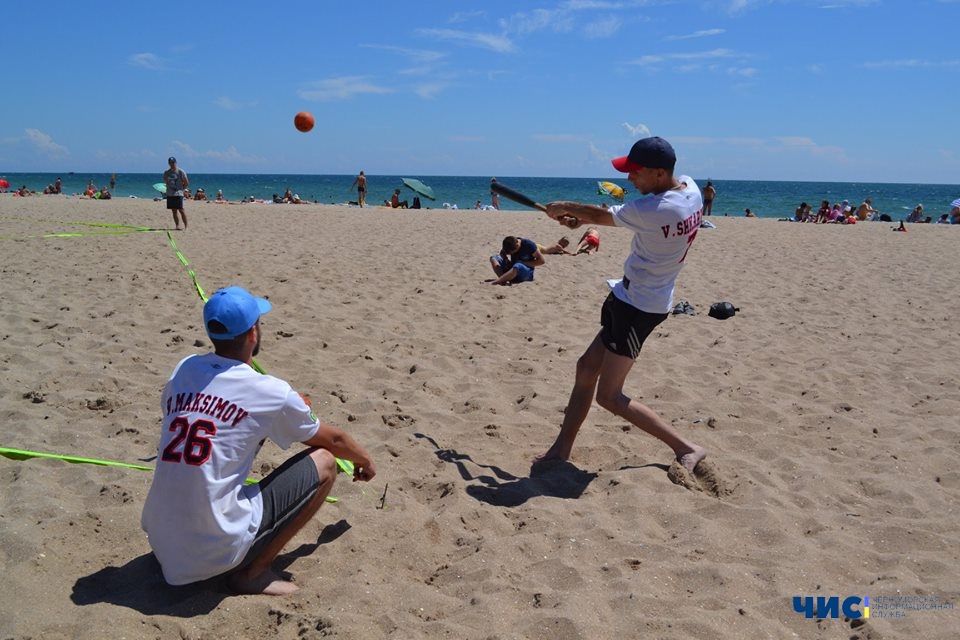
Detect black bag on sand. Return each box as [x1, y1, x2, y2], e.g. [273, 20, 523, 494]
[708, 302, 739, 320]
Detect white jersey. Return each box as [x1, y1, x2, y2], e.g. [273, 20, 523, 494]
[141, 353, 319, 585]
[608, 175, 702, 313]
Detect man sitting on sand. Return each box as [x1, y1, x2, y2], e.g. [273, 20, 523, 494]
[388, 189, 409, 208]
[141, 286, 377, 595]
[489, 235, 545, 285]
[856, 198, 878, 221]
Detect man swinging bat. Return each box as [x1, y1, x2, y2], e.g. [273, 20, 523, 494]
[532, 137, 708, 472]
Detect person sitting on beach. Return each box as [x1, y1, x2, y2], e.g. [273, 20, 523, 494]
[389, 189, 408, 209]
[841, 208, 857, 224]
[856, 198, 878, 221]
[793, 203, 805, 222]
[216, 189, 226, 202]
[97, 187, 112, 200]
[475, 200, 483, 209]
[745, 208, 757, 218]
[575, 227, 601, 254]
[815, 200, 830, 224]
[906, 204, 923, 223]
[411, 196, 422, 209]
[141, 286, 377, 595]
[951, 200, 960, 224]
[184, 187, 193, 200]
[488, 235, 545, 285]
[282, 187, 294, 203]
[540, 236, 572, 255]
[195, 188, 208, 201]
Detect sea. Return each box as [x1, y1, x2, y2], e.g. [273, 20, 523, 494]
[2, 172, 957, 220]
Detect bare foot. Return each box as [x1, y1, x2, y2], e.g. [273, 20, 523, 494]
[533, 443, 570, 463]
[676, 445, 708, 473]
[228, 568, 299, 596]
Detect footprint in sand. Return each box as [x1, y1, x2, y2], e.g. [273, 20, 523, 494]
[667, 459, 733, 498]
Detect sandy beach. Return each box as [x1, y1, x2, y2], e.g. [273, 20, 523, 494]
[1, 194, 957, 639]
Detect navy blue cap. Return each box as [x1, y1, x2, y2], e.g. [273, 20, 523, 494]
[612, 136, 676, 173]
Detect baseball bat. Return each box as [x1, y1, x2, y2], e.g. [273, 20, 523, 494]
[490, 181, 579, 227]
[490, 181, 547, 212]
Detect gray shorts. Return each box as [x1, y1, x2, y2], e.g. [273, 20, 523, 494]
[233, 448, 320, 572]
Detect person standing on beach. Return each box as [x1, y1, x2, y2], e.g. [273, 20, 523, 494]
[163, 157, 189, 230]
[351, 170, 367, 207]
[141, 286, 377, 595]
[490, 178, 501, 210]
[535, 137, 707, 473]
[702, 180, 716, 216]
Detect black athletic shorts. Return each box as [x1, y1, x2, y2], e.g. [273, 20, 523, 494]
[166, 195, 184, 210]
[599, 292, 668, 359]
[233, 448, 321, 572]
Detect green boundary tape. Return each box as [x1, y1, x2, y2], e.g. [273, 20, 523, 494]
[0, 223, 356, 499]
[0, 217, 164, 240]
[0, 447, 338, 502]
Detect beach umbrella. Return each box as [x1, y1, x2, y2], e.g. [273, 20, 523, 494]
[597, 180, 625, 200]
[152, 182, 166, 194]
[0, 179, 9, 189]
[401, 178, 435, 201]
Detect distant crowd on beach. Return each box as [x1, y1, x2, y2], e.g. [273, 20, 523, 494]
[770, 197, 960, 225]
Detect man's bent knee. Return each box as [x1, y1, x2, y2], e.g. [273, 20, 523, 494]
[309, 449, 338, 482]
[596, 389, 629, 415]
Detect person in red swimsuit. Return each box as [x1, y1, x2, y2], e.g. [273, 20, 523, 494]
[575, 227, 600, 254]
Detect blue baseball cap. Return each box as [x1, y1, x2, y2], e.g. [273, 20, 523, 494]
[203, 286, 271, 339]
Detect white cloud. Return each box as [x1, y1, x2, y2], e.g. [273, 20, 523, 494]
[361, 44, 446, 65]
[128, 53, 164, 70]
[862, 59, 926, 69]
[170, 141, 262, 164]
[623, 122, 651, 137]
[449, 11, 485, 24]
[631, 48, 738, 66]
[774, 136, 845, 157]
[25, 129, 68, 157]
[500, 8, 574, 36]
[298, 76, 393, 101]
[583, 16, 622, 39]
[414, 83, 448, 99]
[417, 28, 516, 53]
[215, 96, 257, 110]
[666, 28, 725, 41]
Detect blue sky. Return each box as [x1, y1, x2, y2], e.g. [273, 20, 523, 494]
[2, 0, 957, 183]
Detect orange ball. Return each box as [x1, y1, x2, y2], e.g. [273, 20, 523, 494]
[294, 111, 314, 133]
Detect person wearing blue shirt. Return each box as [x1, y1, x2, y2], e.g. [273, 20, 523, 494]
[488, 236, 545, 285]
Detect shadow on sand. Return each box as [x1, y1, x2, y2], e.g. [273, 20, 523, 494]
[415, 432, 597, 507]
[70, 519, 351, 616]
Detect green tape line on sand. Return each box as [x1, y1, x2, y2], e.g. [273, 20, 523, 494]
[0, 447, 339, 501]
